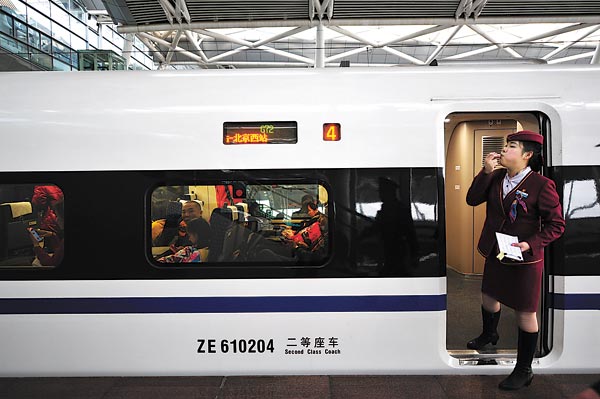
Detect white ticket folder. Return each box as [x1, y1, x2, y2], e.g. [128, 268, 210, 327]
[495, 232, 524, 261]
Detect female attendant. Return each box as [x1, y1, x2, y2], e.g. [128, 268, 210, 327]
[466, 131, 565, 390]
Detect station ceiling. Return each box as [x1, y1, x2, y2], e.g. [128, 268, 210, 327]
[99, 0, 600, 69]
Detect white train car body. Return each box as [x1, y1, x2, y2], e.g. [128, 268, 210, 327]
[0, 66, 598, 376]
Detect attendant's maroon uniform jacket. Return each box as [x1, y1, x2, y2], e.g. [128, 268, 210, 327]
[466, 168, 565, 311]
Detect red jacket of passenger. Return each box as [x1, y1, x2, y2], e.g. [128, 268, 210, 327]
[32, 185, 64, 234]
[466, 168, 565, 264]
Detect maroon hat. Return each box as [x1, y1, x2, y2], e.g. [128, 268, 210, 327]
[507, 130, 543, 145]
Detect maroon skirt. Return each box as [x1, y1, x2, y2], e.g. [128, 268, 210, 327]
[481, 256, 543, 312]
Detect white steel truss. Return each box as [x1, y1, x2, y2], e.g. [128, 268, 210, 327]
[116, 0, 600, 69]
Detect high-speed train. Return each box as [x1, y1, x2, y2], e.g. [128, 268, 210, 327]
[0, 65, 598, 376]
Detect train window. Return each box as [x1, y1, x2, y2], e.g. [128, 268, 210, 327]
[150, 182, 329, 266]
[558, 166, 600, 275]
[0, 184, 64, 268]
[351, 168, 440, 276]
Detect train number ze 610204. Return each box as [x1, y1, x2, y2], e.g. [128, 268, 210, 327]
[197, 339, 275, 354]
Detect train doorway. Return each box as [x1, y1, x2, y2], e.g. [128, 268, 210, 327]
[444, 112, 552, 362]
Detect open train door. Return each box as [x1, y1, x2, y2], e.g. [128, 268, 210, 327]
[444, 111, 555, 364]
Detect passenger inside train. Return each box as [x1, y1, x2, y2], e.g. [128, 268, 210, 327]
[31, 198, 64, 267]
[0, 184, 63, 268]
[156, 217, 211, 263]
[150, 183, 330, 265]
[152, 199, 204, 251]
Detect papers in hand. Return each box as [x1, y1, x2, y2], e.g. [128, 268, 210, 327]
[495, 232, 523, 261]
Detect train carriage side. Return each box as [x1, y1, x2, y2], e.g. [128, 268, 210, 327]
[0, 66, 598, 376]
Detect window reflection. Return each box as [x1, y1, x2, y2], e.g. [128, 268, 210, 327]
[50, 20, 70, 45]
[343, 168, 442, 277]
[40, 32, 50, 53]
[27, 27, 39, 48]
[0, 13, 13, 36]
[563, 179, 600, 219]
[27, 0, 50, 16]
[14, 19, 26, 42]
[50, 2, 69, 28]
[51, 38, 71, 63]
[27, 7, 51, 36]
[559, 167, 600, 275]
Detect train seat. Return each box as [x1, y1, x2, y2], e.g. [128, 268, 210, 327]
[246, 216, 265, 232]
[207, 207, 234, 262]
[235, 203, 249, 222]
[0, 202, 35, 262]
[227, 205, 240, 222]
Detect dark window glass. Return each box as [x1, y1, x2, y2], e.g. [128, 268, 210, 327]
[151, 183, 329, 266]
[333, 168, 443, 277]
[0, 184, 64, 268]
[0, 169, 444, 280]
[555, 166, 600, 275]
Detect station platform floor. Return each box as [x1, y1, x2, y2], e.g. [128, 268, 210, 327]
[0, 374, 598, 399]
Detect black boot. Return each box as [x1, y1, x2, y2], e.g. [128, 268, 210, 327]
[499, 329, 538, 390]
[467, 306, 501, 350]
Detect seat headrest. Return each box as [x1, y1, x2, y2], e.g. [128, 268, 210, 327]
[210, 207, 234, 223]
[235, 203, 249, 222]
[0, 202, 32, 219]
[227, 205, 239, 221]
[235, 203, 248, 214]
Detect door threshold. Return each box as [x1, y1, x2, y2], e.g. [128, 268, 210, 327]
[448, 350, 540, 367]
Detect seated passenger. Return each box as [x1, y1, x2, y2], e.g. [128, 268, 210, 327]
[254, 202, 328, 263]
[284, 201, 327, 254]
[157, 218, 211, 264]
[153, 200, 203, 249]
[31, 185, 64, 247]
[30, 199, 64, 267]
[291, 194, 315, 220]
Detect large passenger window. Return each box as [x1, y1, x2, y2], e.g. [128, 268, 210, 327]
[150, 182, 330, 266]
[0, 184, 64, 268]
[558, 166, 600, 275]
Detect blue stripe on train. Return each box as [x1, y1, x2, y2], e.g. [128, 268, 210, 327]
[552, 293, 600, 310]
[0, 295, 447, 315]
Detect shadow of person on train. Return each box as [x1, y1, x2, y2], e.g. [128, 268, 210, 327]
[373, 177, 419, 277]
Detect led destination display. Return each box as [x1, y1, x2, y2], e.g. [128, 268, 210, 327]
[223, 122, 298, 145]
